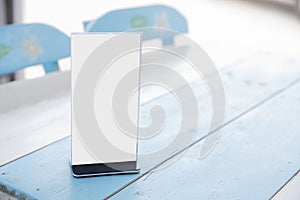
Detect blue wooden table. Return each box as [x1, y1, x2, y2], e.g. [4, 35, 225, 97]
[0, 52, 300, 199]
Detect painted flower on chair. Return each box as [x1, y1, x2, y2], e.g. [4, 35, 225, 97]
[154, 12, 170, 28]
[153, 12, 171, 37]
[130, 15, 148, 28]
[0, 44, 11, 58]
[22, 36, 44, 61]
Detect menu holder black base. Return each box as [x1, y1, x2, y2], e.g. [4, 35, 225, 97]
[71, 161, 139, 177]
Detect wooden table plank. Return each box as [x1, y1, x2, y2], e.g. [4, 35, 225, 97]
[111, 72, 300, 200]
[0, 53, 299, 199]
[0, 94, 70, 165]
[0, 71, 70, 167]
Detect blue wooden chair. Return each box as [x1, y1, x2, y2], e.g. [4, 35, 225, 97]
[84, 5, 188, 46]
[0, 23, 70, 75]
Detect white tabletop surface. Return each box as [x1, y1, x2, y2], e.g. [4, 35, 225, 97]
[0, 45, 227, 167]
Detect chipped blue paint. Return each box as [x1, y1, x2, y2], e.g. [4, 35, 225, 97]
[0, 180, 36, 200]
[0, 23, 70, 75]
[84, 5, 188, 46]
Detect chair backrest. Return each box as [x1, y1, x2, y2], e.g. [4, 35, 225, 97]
[0, 23, 70, 75]
[84, 5, 188, 46]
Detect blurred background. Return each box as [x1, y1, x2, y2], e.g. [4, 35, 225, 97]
[0, 1, 300, 199]
[0, 0, 300, 82]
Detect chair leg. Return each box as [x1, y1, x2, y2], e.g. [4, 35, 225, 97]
[44, 61, 59, 73]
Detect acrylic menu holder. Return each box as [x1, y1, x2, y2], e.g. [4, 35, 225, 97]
[71, 33, 141, 177]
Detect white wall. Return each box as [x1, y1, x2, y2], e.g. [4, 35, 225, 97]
[20, 0, 300, 79]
